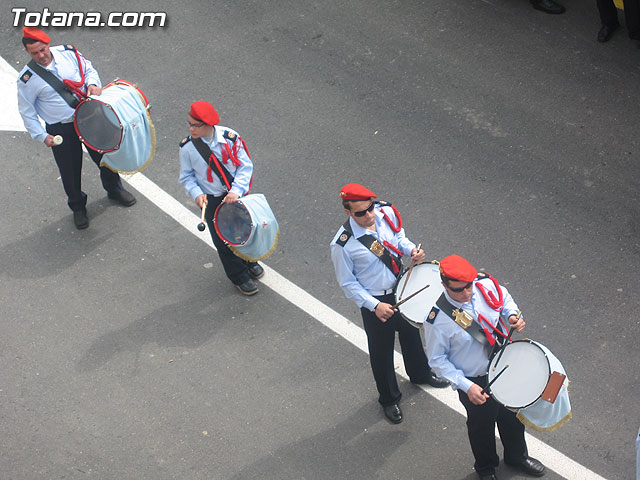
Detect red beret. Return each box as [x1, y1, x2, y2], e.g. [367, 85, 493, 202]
[23, 27, 50, 44]
[189, 101, 219, 126]
[440, 254, 477, 282]
[340, 183, 377, 201]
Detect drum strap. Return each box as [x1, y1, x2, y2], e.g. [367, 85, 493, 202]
[435, 294, 492, 350]
[27, 60, 79, 109]
[191, 137, 235, 191]
[341, 220, 403, 276]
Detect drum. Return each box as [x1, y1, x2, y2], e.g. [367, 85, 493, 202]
[213, 193, 279, 262]
[394, 261, 444, 329]
[73, 79, 156, 173]
[488, 339, 572, 432]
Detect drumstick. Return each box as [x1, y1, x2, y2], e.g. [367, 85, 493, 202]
[492, 312, 521, 371]
[197, 203, 206, 231]
[53, 135, 63, 145]
[398, 243, 421, 300]
[392, 283, 430, 308]
[481, 364, 509, 395]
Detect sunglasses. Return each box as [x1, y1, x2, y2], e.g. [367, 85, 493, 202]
[352, 202, 375, 217]
[446, 281, 473, 293]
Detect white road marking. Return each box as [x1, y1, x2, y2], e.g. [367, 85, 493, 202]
[1, 56, 607, 480]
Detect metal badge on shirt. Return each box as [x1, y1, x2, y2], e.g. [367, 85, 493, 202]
[369, 240, 384, 257]
[452, 308, 474, 329]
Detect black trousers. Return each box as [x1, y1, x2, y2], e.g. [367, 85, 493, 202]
[204, 193, 257, 285]
[597, 0, 640, 38]
[46, 122, 123, 212]
[360, 292, 433, 407]
[457, 375, 527, 475]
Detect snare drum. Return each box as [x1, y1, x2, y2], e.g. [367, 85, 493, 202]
[394, 261, 444, 329]
[213, 194, 279, 262]
[488, 339, 571, 431]
[73, 79, 155, 173]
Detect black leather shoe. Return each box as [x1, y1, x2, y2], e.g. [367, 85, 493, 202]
[478, 474, 498, 480]
[248, 263, 264, 279]
[412, 371, 450, 388]
[597, 24, 618, 42]
[108, 189, 137, 207]
[383, 404, 403, 424]
[236, 278, 258, 296]
[73, 210, 89, 229]
[531, 0, 565, 14]
[505, 456, 546, 477]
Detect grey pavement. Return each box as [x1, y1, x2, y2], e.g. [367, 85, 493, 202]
[1, 1, 639, 479]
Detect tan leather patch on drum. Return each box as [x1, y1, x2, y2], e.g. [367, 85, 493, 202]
[542, 371, 566, 403]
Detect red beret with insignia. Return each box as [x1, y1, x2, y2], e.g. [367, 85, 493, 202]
[189, 101, 220, 126]
[440, 254, 477, 282]
[340, 183, 377, 200]
[23, 27, 51, 44]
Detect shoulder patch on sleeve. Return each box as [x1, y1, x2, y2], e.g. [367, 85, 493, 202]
[20, 70, 33, 83]
[64, 44, 77, 51]
[427, 306, 439, 324]
[477, 271, 491, 279]
[223, 130, 237, 143]
[336, 229, 352, 247]
[179, 136, 192, 148]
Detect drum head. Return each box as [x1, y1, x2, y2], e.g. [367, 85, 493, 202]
[488, 340, 550, 409]
[395, 262, 444, 327]
[74, 98, 122, 152]
[214, 201, 252, 245]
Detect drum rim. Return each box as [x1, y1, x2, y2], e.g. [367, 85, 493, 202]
[213, 199, 254, 246]
[488, 339, 551, 409]
[393, 260, 441, 329]
[73, 95, 123, 153]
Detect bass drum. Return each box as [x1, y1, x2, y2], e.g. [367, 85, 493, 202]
[73, 79, 155, 173]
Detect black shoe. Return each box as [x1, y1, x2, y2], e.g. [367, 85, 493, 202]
[505, 456, 546, 477]
[531, 0, 565, 14]
[597, 24, 619, 42]
[248, 263, 265, 279]
[413, 371, 450, 388]
[73, 210, 89, 229]
[383, 404, 403, 424]
[108, 189, 137, 207]
[478, 474, 498, 480]
[235, 279, 258, 296]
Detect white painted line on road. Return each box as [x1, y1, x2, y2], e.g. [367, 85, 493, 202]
[2, 55, 606, 480]
[0, 56, 27, 132]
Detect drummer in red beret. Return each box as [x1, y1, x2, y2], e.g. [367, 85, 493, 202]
[17, 27, 136, 230]
[423, 254, 544, 479]
[179, 100, 263, 295]
[331, 183, 449, 425]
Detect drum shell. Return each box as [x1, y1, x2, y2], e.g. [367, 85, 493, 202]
[394, 261, 443, 329]
[213, 194, 279, 262]
[73, 79, 155, 173]
[488, 339, 551, 410]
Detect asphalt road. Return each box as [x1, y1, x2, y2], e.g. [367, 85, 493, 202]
[1, 1, 639, 479]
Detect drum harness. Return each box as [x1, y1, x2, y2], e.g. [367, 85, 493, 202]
[26, 45, 88, 110]
[336, 201, 405, 276]
[429, 274, 512, 358]
[189, 131, 253, 195]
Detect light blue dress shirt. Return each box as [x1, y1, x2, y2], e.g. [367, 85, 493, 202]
[178, 126, 253, 199]
[17, 45, 101, 142]
[330, 205, 416, 312]
[424, 279, 519, 393]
